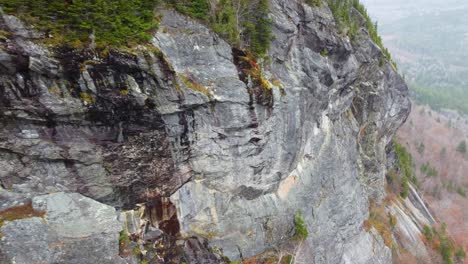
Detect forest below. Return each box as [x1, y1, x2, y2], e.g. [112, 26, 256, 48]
[362, 0, 468, 114]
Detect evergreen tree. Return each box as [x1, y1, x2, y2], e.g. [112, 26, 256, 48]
[250, 0, 272, 57]
[167, 0, 210, 21]
[211, 0, 238, 43]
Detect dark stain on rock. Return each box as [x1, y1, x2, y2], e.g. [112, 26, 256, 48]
[144, 196, 180, 236]
[236, 185, 264, 200]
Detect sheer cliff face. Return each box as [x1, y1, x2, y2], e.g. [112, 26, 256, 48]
[0, 0, 410, 263]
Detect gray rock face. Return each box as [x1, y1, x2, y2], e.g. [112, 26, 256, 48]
[342, 229, 392, 264]
[0, 1, 410, 263]
[0, 192, 124, 264]
[159, 2, 409, 261]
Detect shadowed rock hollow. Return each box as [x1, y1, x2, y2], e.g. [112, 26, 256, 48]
[0, 0, 410, 263]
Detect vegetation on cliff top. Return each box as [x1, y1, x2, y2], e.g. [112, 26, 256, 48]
[1, 0, 392, 63]
[0, 0, 272, 57]
[0, 0, 158, 48]
[365, 2, 468, 115]
[325, 0, 395, 67]
[165, 0, 272, 58]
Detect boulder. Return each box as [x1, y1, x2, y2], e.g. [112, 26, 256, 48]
[0, 193, 124, 264]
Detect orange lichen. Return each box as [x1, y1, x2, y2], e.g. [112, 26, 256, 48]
[0, 203, 45, 227]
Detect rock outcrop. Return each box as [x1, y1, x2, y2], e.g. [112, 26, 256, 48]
[0, 0, 411, 263]
[0, 192, 123, 264]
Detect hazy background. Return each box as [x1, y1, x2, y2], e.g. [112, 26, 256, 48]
[361, 0, 468, 113]
[361, 0, 468, 253]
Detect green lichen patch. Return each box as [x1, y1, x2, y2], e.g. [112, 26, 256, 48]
[179, 74, 212, 98]
[79, 59, 101, 72]
[0, 29, 11, 41]
[80, 92, 95, 104]
[132, 246, 141, 256]
[48, 86, 62, 96]
[320, 48, 328, 57]
[118, 230, 132, 256]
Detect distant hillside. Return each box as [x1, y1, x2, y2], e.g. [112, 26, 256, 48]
[397, 103, 468, 255]
[362, 0, 468, 114]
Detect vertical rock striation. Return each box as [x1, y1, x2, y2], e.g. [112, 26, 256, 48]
[0, 1, 410, 263]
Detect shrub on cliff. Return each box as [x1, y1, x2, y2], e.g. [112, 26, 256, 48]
[165, 0, 210, 21]
[456, 140, 466, 154]
[306, 0, 322, 7]
[293, 210, 308, 241]
[455, 247, 466, 261]
[394, 141, 417, 198]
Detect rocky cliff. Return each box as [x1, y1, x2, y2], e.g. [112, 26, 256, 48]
[0, 1, 411, 263]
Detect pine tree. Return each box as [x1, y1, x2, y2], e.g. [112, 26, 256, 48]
[249, 0, 272, 57]
[212, 0, 238, 43]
